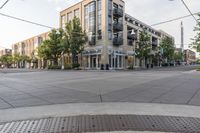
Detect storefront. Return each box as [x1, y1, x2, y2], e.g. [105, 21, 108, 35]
[108, 50, 125, 70]
[82, 49, 101, 70]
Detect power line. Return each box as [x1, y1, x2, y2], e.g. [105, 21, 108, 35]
[0, 12, 55, 29]
[151, 11, 200, 26]
[0, 0, 9, 9]
[181, 0, 198, 23]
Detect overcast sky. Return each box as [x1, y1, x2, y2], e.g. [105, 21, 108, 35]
[0, 0, 199, 50]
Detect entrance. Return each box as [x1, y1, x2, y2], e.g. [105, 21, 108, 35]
[92, 57, 96, 69]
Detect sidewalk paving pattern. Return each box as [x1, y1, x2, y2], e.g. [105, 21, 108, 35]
[1, 114, 200, 133]
[0, 66, 199, 109]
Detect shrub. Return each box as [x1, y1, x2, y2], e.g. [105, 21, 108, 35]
[48, 65, 61, 69]
[196, 66, 200, 71]
[161, 63, 169, 67]
[128, 65, 134, 70]
[72, 63, 80, 69]
[64, 64, 72, 70]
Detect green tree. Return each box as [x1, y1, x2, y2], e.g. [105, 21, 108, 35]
[13, 54, 21, 68]
[0, 54, 13, 67]
[64, 17, 87, 65]
[190, 14, 200, 52]
[174, 51, 183, 62]
[160, 37, 175, 63]
[135, 30, 151, 67]
[38, 29, 64, 65]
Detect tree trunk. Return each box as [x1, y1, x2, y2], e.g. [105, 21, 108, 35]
[53, 58, 58, 66]
[139, 58, 142, 68]
[72, 53, 77, 64]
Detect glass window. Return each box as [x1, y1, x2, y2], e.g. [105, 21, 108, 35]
[97, 0, 102, 31]
[61, 15, 66, 29]
[119, 56, 122, 67]
[74, 9, 80, 18]
[67, 12, 72, 22]
[108, 31, 112, 40]
[84, 2, 96, 33]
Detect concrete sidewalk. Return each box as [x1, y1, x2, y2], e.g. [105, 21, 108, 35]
[1, 102, 200, 123]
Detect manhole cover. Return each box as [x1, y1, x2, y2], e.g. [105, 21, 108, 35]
[0, 115, 200, 133]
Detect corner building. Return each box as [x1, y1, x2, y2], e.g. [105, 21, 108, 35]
[60, 0, 174, 69]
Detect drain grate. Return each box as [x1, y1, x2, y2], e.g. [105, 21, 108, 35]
[1, 115, 200, 133]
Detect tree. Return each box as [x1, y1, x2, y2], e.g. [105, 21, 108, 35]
[38, 29, 64, 65]
[174, 51, 183, 62]
[190, 14, 200, 52]
[160, 37, 175, 63]
[135, 30, 151, 67]
[13, 54, 21, 68]
[0, 54, 12, 68]
[64, 17, 87, 65]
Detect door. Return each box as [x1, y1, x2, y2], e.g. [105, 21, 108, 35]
[92, 57, 96, 69]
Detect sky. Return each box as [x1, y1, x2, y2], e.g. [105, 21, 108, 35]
[0, 0, 199, 51]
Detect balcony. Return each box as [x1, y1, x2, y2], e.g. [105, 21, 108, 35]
[113, 37, 123, 46]
[113, 22, 123, 31]
[127, 33, 137, 40]
[128, 40, 133, 46]
[152, 41, 158, 46]
[113, 8, 123, 18]
[88, 36, 96, 45]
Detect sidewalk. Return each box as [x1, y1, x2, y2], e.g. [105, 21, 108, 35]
[1, 102, 200, 123]
[1, 102, 200, 132]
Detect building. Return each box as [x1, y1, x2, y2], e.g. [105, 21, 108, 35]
[184, 49, 196, 65]
[0, 48, 12, 57]
[12, 31, 49, 68]
[60, 0, 174, 69]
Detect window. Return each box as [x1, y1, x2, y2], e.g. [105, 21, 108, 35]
[119, 5, 123, 9]
[113, 3, 118, 8]
[97, 0, 102, 32]
[108, 31, 112, 40]
[74, 9, 80, 18]
[84, 2, 96, 33]
[67, 12, 72, 22]
[61, 15, 66, 29]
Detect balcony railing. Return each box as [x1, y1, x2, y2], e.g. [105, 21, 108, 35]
[113, 37, 123, 46]
[113, 8, 123, 18]
[127, 33, 137, 40]
[113, 22, 123, 31]
[128, 40, 133, 46]
[88, 36, 96, 45]
[152, 41, 158, 46]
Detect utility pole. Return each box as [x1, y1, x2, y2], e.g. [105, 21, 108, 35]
[181, 21, 184, 52]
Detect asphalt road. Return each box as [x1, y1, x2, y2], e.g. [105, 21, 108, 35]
[0, 66, 199, 109]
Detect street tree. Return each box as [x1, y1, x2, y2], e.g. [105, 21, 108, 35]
[160, 37, 175, 63]
[64, 17, 87, 66]
[0, 54, 13, 68]
[190, 14, 200, 52]
[13, 54, 21, 68]
[135, 30, 151, 67]
[38, 29, 64, 65]
[174, 51, 183, 62]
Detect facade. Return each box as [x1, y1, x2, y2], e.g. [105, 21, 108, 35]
[0, 48, 12, 57]
[60, 0, 174, 69]
[183, 49, 196, 65]
[12, 31, 49, 68]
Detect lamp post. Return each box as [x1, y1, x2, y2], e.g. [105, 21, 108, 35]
[130, 29, 139, 68]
